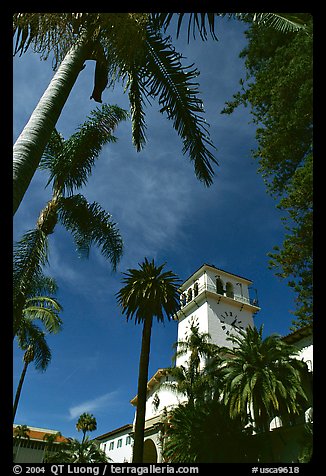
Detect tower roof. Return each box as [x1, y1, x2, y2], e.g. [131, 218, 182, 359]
[179, 263, 253, 291]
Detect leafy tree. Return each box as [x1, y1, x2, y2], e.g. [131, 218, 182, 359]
[76, 412, 97, 443]
[219, 326, 309, 433]
[116, 258, 180, 463]
[13, 13, 218, 214]
[13, 104, 125, 336]
[221, 14, 313, 329]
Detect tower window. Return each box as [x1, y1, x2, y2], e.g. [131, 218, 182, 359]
[194, 282, 199, 296]
[187, 288, 193, 302]
[216, 277, 224, 295]
[225, 282, 234, 298]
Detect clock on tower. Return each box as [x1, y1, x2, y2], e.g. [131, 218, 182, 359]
[175, 264, 260, 366]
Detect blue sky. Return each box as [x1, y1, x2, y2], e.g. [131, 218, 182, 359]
[13, 17, 297, 440]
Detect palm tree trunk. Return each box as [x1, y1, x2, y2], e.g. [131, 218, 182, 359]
[13, 35, 91, 215]
[13, 360, 29, 421]
[132, 316, 153, 463]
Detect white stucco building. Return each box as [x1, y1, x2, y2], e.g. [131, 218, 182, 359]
[95, 263, 313, 463]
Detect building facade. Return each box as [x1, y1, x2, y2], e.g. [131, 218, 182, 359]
[13, 425, 68, 463]
[96, 264, 313, 463]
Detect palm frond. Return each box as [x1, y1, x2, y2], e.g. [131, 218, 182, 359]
[152, 13, 219, 42]
[13, 229, 49, 297]
[126, 66, 147, 151]
[17, 322, 52, 371]
[153, 13, 310, 39]
[40, 104, 128, 195]
[23, 296, 63, 334]
[142, 27, 218, 186]
[58, 194, 123, 270]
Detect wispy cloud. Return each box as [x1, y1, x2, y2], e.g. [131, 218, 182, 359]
[68, 390, 120, 420]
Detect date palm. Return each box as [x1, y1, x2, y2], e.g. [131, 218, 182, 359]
[116, 258, 180, 463]
[219, 325, 309, 433]
[13, 104, 126, 336]
[13, 13, 218, 214]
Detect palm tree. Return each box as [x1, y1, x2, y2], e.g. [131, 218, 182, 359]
[44, 436, 109, 463]
[219, 325, 309, 433]
[42, 432, 62, 462]
[76, 412, 97, 443]
[13, 104, 126, 337]
[162, 398, 251, 463]
[165, 321, 216, 405]
[13, 328, 57, 421]
[173, 319, 215, 371]
[13, 13, 218, 214]
[14, 275, 63, 420]
[13, 424, 30, 461]
[116, 258, 180, 463]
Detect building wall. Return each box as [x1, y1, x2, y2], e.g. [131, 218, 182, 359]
[100, 430, 133, 463]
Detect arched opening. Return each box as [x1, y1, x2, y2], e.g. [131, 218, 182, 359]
[143, 438, 157, 463]
[216, 277, 224, 295]
[225, 282, 234, 298]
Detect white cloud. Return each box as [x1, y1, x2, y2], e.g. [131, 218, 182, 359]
[68, 390, 120, 420]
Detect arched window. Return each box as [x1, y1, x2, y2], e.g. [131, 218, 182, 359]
[216, 277, 224, 295]
[225, 282, 234, 298]
[187, 288, 193, 302]
[194, 282, 199, 297]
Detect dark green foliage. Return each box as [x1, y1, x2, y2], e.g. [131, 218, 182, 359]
[221, 15, 313, 328]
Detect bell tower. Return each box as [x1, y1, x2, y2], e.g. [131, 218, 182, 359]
[174, 263, 260, 367]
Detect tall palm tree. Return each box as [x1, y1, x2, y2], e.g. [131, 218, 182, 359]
[219, 325, 309, 433]
[13, 13, 218, 214]
[76, 412, 97, 443]
[14, 275, 63, 420]
[13, 323, 62, 421]
[116, 258, 180, 463]
[13, 104, 126, 337]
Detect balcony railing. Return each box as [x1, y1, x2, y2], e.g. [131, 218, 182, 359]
[180, 282, 259, 308]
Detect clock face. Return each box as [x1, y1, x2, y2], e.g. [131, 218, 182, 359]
[219, 311, 244, 335]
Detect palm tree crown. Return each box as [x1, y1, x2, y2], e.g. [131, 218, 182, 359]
[117, 258, 181, 323]
[13, 13, 219, 214]
[76, 412, 97, 443]
[219, 325, 308, 432]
